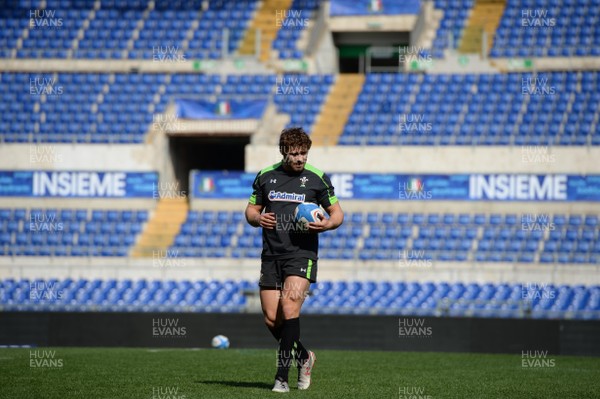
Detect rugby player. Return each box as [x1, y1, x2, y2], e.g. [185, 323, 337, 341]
[245, 127, 344, 392]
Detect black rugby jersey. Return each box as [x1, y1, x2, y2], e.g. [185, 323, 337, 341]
[248, 162, 338, 260]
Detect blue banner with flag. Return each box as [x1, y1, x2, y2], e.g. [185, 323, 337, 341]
[174, 99, 268, 119]
[330, 0, 421, 16]
[191, 171, 600, 201]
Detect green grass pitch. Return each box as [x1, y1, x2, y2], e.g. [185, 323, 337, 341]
[1, 348, 599, 398]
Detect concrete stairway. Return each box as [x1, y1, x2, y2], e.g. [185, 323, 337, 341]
[459, 0, 506, 55]
[238, 0, 292, 62]
[130, 197, 188, 258]
[310, 74, 365, 146]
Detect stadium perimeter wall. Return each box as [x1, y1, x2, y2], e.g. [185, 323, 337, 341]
[1, 312, 599, 356]
[245, 145, 600, 174]
[0, 143, 158, 171]
[2, 55, 600, 73]
[1, 256, 598, 286]
[2, 145, 598, 175]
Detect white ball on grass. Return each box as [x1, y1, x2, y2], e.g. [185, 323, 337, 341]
[211, 335, 230, 349]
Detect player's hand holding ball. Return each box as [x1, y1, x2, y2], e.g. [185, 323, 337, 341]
[295, 203, 330, 233]
[307, 213, 331, 233]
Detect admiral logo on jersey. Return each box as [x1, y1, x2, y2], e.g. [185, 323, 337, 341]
[268, 191, 306, 202]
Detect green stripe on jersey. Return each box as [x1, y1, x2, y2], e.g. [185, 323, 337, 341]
[304, 163, 337, 205]
[303, 163, 325, 178]
[260, 162, 282, 175]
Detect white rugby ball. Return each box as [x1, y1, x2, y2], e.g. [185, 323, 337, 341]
[294, 203, 326, 229]
[211, 335, 230, 349]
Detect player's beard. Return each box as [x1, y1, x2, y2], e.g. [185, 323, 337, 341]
[283, 157, 305, 172]
[290, 161, 305, 172]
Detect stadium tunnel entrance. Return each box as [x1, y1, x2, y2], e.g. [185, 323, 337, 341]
[333, 32, 410, 73]
[168, 136, 249, 196]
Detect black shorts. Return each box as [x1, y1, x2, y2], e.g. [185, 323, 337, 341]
[259, 258, 318, 288]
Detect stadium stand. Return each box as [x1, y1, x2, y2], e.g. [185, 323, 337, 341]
[340, 71, 599, 146]
[6, 0, 259, 60]
[430, 0, 473, 58]
[0, 72, 334, 143]
[165, 211, 600, 264]
[3, 70, 598, 144]
[491, 0, 600, 58]
[3, 278, 599, 319]
[5, 0, 600, 60]
[1, 72, 153, 143]
[271, 0, 320, 59]
[0, 208, 148, 256]
[2, 206, 598, 265]
[185, 0, 257, 60]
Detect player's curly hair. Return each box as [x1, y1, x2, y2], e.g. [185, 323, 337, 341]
[279, 127, 312, 155]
